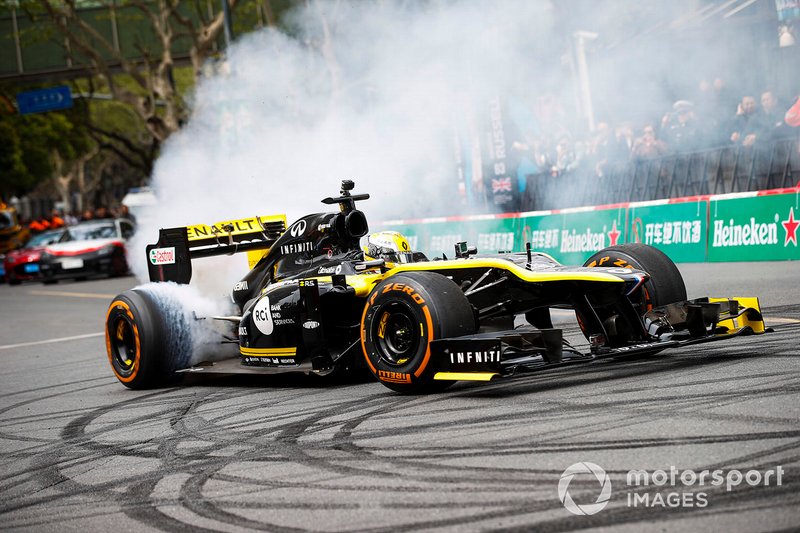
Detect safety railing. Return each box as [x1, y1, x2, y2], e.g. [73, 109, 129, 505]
[521, 138, 800, 211]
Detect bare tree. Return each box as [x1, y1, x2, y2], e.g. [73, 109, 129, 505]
[35, 0, 238, 145]
[52, 144, 100, 211]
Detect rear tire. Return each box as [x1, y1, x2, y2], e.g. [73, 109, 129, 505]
[105, 288, 192, 389]
[361, 272, 476, 394]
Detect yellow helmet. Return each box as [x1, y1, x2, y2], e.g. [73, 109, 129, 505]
[361, 231, 414, 264]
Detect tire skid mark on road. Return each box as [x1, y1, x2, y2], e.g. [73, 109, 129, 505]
[0, 376, 109, 400]
[609, 369, 799, 394]
[0, 381, 114, 448]
[0, 307, 798, 530]
[123, 476, 222, 533]
[179, 468, 310, 533]
[0, 392, 780, 520]
[489, 482, 800, 533]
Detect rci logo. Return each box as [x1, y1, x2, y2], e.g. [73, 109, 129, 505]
[290, 220, 307, 238]
[252, 296, 274, 335]
[558, 462, 612, 515]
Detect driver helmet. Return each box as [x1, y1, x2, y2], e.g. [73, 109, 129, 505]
[361, 231, 414, 264]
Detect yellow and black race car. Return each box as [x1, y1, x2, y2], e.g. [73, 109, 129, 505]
[105, 181, 769, 393]
[0, 203, 30, 255]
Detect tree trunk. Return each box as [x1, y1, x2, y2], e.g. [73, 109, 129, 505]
[51, 152, 72, 212]
[37, 0, 236, 144]
[50, 145, 99, 212]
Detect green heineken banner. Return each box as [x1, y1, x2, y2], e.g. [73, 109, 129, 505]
[380, 220, 463, 258]
[520, 213, 562, 257]
[385, 217, 521, 259]
[392, 208, 625, 264]
[552, 208, 626, 265]
[471, 216, 521, 254]
[518, 208, 627, 264]
[708, 193, 800, 262]
[379, 189, 800, 264]
[628, 200, 707, 263]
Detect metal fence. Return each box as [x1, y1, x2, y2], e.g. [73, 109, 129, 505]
[521, 138, 800, 212]
[0, 0, 270, 81]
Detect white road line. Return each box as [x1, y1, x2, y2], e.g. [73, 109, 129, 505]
[28, 290, 115, 299]
[768, 317, 800, 325]
[0, 332, 104, 351]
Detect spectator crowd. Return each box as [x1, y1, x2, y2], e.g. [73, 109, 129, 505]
[487, 78, 800, 212]
[509, 80, 798, 178]
[25, 204, 135, 234]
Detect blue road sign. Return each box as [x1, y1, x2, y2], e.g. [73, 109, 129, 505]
[17, 86, 73, 115]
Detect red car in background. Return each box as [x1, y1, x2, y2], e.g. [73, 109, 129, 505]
[38, 219, 135, 283]
[3, 228, 67, 285]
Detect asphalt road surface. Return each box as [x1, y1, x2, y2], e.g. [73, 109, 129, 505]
[0, 262, 798, 532]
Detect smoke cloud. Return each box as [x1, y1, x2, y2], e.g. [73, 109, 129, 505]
[131, 0, 559, 291]
[130, 0, 781, 297]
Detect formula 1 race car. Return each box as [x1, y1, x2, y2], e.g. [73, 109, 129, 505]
[105, 181, 769, 393]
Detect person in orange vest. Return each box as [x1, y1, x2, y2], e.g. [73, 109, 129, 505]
[29, 218, 50, 232]
[49, 209, 65, 229]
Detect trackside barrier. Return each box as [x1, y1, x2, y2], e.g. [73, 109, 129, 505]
[379, 187, 800, 264]
[522, 138, 800, 211]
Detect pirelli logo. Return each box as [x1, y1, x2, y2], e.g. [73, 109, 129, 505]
[586, 256, 634, 269]
[377, 370, 412, 383]
[380, 282, 425, 304]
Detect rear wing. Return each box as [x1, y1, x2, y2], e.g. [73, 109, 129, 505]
[146, 214, 286, 283]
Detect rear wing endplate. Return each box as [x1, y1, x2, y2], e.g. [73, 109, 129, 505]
[146, 214, 286, 283]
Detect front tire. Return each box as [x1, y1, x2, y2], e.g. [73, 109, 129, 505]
[578, 244, 686, 349]
[361, 272, 476, 394]
[105, 288, 192, 389]
[583, 243, 687, 312]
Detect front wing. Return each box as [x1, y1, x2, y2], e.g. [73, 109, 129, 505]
[429, 297, 769, 382]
